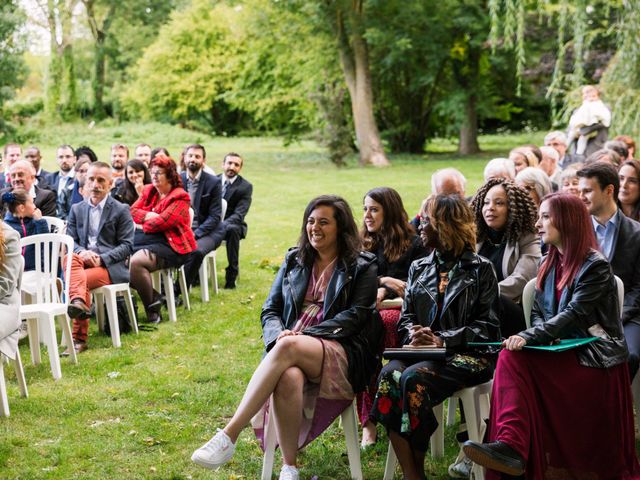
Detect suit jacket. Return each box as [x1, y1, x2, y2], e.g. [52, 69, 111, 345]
[66, 195, 135, 284]
[219, 174, 252, 238]
[477, 231, 541, 303]
[181, 171, 222, 239]
[0, 185, 57, 217]
[36, 169, 52, 190]
[46, 171, 75, 220]
[606, 210, 640, 325]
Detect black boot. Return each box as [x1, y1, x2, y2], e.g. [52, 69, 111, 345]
[462, 441, 525, 476]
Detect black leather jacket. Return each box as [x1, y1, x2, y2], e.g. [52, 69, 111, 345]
[518, 250, 628, 368]
[261, 247, 382, 392]
[397, 250, 501, 349]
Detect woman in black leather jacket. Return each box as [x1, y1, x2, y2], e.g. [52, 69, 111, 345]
[464, 193, 640, 479]
[192, 195, 380, 480]
[370, 194, 501, 480]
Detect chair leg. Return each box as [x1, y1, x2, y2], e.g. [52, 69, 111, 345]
[211, 253, 219, 295]
[42, 314, 63, 380]
[104, 290, 121, 348]
[178, 267, 190, 310]
[383, 442, 397, 480]
[57, 313, 77, 366]
[13, 351, 28, 398]
[430, 402, 445, 457]
[447, 397, 457, 427]
[123, 290, 139, 335]
[0, 357, 9, 417]
[199, 257, 210, 303]
[162, 271, 177, 322]
[261, 402, 277, 480]
[341, 402, 363, 480]
[94, 291, 106, 333]
[26, 318, 41, 366]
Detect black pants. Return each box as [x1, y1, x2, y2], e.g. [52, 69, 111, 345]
[499, 295, 526, 338]
[624, 321, 640, 380]
[224, 223, 243, 284]
[182, 225, 226, 288]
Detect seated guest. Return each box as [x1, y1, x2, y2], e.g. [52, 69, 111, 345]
[618, 159, 640, 221]
[577, 162, 640, 380]
[410, 168, 467, 231]
[515, 167, 552, 208]
[605, 140, 629, 161]
[584, 147, 622, 166]
[370, 194, 500, 480]
[150, 147, 170, 161]
[2, 189, 48, 270]
[544, 130, 578, 169]
[135, 143, 152, 167]
[192, 195, 381, 480]
[538, 146, 561, 189]
[0, 160, 57, 217]
[111, 159, 151, 206]
[75, 145, 98, 164]
[24, 146, 51, 189]
[110, 143, 129, 181]
[509, 147, 539, 174]
[129, 155, 196, 324]
[357, 187, 428, 447]
[70, 157, 91, 205]
[0, 219, 22, 366]
[471, 178, 540, 337]
[179, 144, 223, 292]
[63, 162, 134, 355]
[615, 134, 636, 160]
[464, 193, 640, 478]
[47, 144, 77, 220]
[483, 158, 516, 181]
[559, 165, 582, 197]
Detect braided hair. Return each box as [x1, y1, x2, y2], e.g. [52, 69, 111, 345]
[471, 178, 538, 244]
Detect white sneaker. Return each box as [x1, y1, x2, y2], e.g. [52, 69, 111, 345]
[448, 452, 473, 478]
[279, 464, 300, 480]
[191, 429, 236, 470]
[18, 321, 28, 340]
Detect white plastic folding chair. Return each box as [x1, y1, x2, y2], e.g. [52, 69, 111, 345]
[19, 233, 77, 380]
[199, 199, 227, 302]
[41, 216, 66, 234]
[1, 257, 28, 417]
[261, 399, 362, 480]
[91, 283, 139, 347]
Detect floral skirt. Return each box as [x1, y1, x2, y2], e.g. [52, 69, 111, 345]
[252, 337, 354, 451]
[371, 354, 494, 452]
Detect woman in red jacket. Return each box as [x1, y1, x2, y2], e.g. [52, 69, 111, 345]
[130, 155, 196, 323]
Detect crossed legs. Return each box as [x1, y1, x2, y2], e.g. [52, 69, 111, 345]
[129, 249, 161, 309]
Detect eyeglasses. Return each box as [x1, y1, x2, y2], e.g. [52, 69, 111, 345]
[150, 170, 166, 177]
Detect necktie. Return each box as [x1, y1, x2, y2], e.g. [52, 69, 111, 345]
[222, 180, 230, 197]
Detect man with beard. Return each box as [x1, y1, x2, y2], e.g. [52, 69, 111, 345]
[110, 143, 129, 181]
[64, 162, 134, 355]
[47, 144, 77, 220]
[0, 160, 57, 216]
[179, 144, 224, 293]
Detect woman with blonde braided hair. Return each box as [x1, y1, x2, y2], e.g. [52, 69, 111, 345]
[471, 178, 541, 337]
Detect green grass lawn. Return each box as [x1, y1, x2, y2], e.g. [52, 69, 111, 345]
[0, 123, 557, 479]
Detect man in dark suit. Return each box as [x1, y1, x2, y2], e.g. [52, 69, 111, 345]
[578, 163, 640, 380]
[47, 144, 77, 220]
[219, 152, 252, 288]
[180, 144, 223, 290]
[64, 161, 134, 355]
[0, 160, 57, 216]
[24, 146, 52, 189]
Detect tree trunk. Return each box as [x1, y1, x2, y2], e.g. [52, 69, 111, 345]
[93, 34, 106, 118]
[334, 6, 389, 166]
[63, 43, 78, 117]
[458, 93, 480, 154]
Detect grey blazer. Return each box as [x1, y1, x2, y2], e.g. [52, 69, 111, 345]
[66, 195, 135, 284]
[477, 231, 541, 303]
[0, 225, 22, 358]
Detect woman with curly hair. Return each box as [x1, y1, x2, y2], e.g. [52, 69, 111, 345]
[357, 187, 427, 447]
[370, 194, 500, 480]
[618, 159, 640, 221]
[471, 178, 541, 337]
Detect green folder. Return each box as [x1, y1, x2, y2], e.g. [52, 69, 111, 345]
[468, 337, 599, 352]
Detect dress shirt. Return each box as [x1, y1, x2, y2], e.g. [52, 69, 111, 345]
[592, 211, 620, 261]
[57, 169, 75, 197]
[88, 195, 108, 250]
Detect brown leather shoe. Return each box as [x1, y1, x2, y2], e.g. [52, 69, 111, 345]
[68, 298, 91, 319]
[61, 342, 88, 357]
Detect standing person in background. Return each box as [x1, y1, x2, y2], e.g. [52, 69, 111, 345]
[357, 187, 428, 448]
[110, 144, 129, 181]
[47, 144, 76, 220]
[464, 193, 639, 479]
[135, 143, 152, 167]
[618, 159, 640, 221]
[218, 153, 252, 289]
[567, 85, 611, 158]
[24, 146, 51, 189]
[179, 144, 223, 293]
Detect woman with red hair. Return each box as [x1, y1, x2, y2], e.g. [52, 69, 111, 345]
[130, 155, 196, 323]
[464, 193, 640, 478]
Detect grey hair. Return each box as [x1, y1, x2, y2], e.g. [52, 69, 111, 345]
[540, 146, 560, 163]
[516, 167, 552, 200]
[483, 158, 516, 181]
[544, 130, 567, 146]
[9, 159, 36, 175]
[430, 168, 467, 194]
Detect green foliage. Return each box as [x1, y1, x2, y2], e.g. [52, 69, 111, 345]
[0, 0, 27, 138]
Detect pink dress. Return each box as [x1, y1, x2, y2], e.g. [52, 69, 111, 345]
[252, 265, 354, 450]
